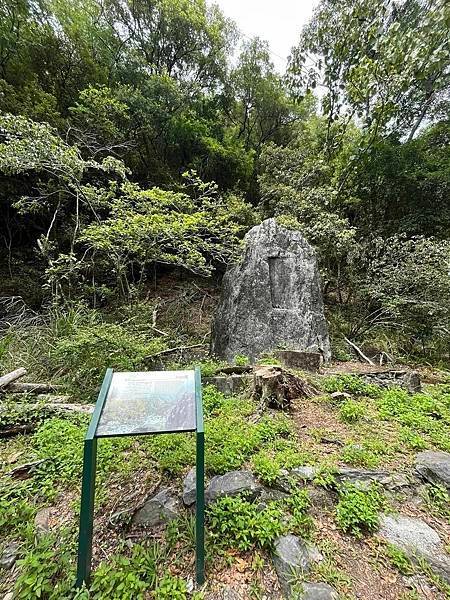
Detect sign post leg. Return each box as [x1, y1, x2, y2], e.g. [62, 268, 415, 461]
[76, 437, 97, 588]
[195, 430, 205, 586]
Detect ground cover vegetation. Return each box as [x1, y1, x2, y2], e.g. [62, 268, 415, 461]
[0, 0, 449, 597]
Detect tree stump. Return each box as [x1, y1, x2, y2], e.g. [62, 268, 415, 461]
[253, 365, 318, 409]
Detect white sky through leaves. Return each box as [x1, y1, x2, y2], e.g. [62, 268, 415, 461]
[212, 0, 318, 71]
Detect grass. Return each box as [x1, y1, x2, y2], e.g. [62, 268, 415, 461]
[2, 308, 450, 599]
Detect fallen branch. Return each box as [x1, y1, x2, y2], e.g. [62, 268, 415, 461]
[5, 383, 63, 394]
[0, 424, 36, 438]
[0, 368, 27, 389]
[344, 337, 375, 366]
[36, 394, 72, 403]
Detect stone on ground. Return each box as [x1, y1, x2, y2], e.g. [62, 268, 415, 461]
[336, 468, 412, 493]
[272, 534, 323, 597]
[182, 467, 196, 506]
[415, 451, 450, 490]
[211, 218, 331, 363]
[298, 582, 338, 599]
[205, 470, 263, 503]
[275, 350, 322, 372]
[34, 507, 52, 538]
[132, 488, 180, 527]
[379, 514, 450, 583]
[0, 541, 21, 570]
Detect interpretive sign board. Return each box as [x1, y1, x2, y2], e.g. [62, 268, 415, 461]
[76, 367, 204, 588]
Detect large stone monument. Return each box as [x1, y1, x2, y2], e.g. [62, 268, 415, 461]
[211, 218, 331, 363]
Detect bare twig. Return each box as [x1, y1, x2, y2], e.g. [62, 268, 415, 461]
[344, 337, 375, 366]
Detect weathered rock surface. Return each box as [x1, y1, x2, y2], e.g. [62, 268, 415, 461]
[132, 488, 180, 526]
[298, 582, 338, 600]
[335, 468, 411, 492]
[211, 219, 331, 363]
[273, 535, 323, 597]
[379, 514, 450, 583]
[359, 370, 421, 393]
[182, 467, 197, 506]
[290, 466, 317, 482]
[0, 541, 21, 570]
[34, 507, 52, 538]
[275, 350, 323, 372]
[415, 451, 450, 490]
[206, 471, 263, 503]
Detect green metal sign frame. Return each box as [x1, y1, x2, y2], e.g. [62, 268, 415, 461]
[75, 367, 205, 589]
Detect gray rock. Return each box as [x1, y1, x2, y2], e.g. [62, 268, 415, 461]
[34, 507, 52, 538]
[336, 468, 413, 494]
[403, 370, 422, 393]
[291, 467, 317, 482]
[379, 514, 450, 583]
[415, 451, 450, 490]
[273, 535, 323, 597]
[297, 582, 338, 600]
[206, 471, 263, 503]
[0, 541, 21, 570]
[211, 219, 331, 363]
[275, 350, 322, 372]
[221, 588, 243, 600]
[132, 488, 180, 527]
[182, 467, 197, 506]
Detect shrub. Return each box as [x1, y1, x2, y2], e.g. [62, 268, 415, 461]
[376, 388, 450, 451]
[155, 573, 188, 599]
[32, 418, 135, 496]
[339, 399, 366, 423]
[335, 483, 384, 537]
[207, 495, 286, 551]
[421, 484, 450, 523]
[285, 488, 314, 537]
[341, 444, 379, 468]
[89, 543, 158, 599]
[252, 450, 281, 485]
[14, 535, 74, 600]
[0, 482, 35, 539]
[322, 374, 381, 398]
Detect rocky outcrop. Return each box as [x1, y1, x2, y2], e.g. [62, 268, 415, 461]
[379, 514, 450, 583]
[272, 535, 323, 598]
[205, 471, 263, 503]
[415, 451, 450, 490]
[211, 219, 331, 363]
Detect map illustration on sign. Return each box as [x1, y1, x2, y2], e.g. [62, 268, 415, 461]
[95, 370, 196, 437]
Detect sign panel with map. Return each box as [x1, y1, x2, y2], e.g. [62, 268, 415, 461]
[96, 370, 196, 437]
[76, 368, 205, 589]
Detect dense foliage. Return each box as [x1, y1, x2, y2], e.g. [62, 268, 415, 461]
[0, 0, 449, 362]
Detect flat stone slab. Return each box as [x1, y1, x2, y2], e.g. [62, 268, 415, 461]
[275, 350, 322, 372]
[273, 535, 323, 597]
[415, 451, 450, 490]
[379, 514, 450, 583]
[132, 488, 180, 527]
[205, 470, 263, 503]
